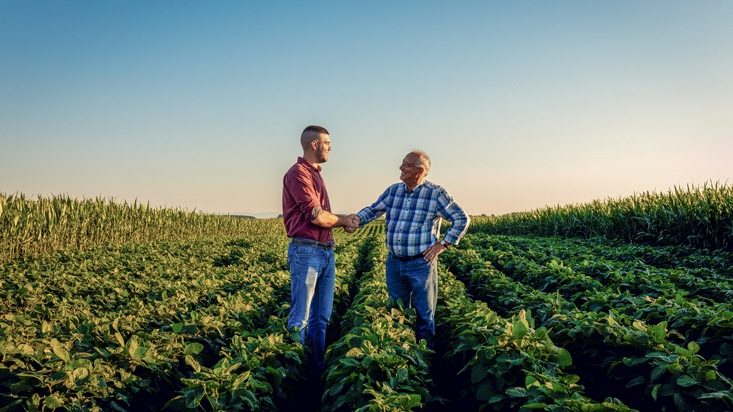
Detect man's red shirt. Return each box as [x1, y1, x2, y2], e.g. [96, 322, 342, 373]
[282, 157, 333, 243]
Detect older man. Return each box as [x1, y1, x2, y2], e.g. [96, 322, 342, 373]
[351, 150, 470, 348]
[282, 125, 354, 371]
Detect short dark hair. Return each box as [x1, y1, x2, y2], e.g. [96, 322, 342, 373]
[303, 125, 329, 136]
[301, 125, 329, 148]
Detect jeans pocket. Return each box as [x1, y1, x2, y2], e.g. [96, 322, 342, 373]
[295, 245, 316, 257]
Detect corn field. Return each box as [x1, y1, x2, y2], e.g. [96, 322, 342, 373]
[0, 193, 281, 263]
[469, 181, 733, 251]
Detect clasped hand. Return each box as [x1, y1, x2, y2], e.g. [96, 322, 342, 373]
[342, 214, 361, 233]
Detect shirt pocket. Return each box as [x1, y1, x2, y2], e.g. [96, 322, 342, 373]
[410, 210, 435, 230]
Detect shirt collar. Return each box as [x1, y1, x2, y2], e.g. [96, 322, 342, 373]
[403, 179, 426, 193]
[297, 156, 322, 172]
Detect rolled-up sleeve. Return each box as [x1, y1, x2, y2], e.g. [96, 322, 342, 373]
[284, 167, 320, 220]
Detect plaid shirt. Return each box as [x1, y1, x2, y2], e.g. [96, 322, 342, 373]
[356, 180, 470, 257]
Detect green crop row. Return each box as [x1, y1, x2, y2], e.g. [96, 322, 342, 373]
[436, 265, 632, 410]
[474, 234, 733, 275]
[460, 234, 733, 373]
[0, 233, 298, 411]
[322, 237, 433, 411]
[442, 237, 733, 411]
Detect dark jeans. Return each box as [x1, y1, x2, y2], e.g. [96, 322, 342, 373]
[385, 253, 438, 345]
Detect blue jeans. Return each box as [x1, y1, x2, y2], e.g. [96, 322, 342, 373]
[385, 253, 438, 346]
[287, 242, 335, 370]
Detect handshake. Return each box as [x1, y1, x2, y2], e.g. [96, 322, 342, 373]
[340, 214, 361, 233]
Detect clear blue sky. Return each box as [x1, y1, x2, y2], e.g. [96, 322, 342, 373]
[2, 1, 731, 217]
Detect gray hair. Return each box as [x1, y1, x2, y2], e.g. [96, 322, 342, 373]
[407, 150, 431, 173]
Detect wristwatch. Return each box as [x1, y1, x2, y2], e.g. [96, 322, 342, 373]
[440, 239, 450, 248]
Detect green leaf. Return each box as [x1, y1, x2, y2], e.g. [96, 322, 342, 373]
[133, 347, 147, 362]
[338, 357, 359, 368]
[556, 348, 572, 367]
[172, 323, 184, 334]
[512, 319, 529, 339]
[625, 376, 645, 388]
[10, 382, 34, 393]
[232, 370, 251, 389]
[184, 342, 204, 356]
[185, 355, 201, 373]
[50, 339, 70, 363]
[328, 381, 346, 397]
[523, 403, 549, 409]
[399, 394, 422, 409]
[488, 395, 504, 404]
[699, 391, 733, 401]
[674, 393, 689, 411]
[471, 365, 489, 384]
[719, 343, 733, 356]
[623, 356, 647, 367]
[71, 367, 90, 383]
[289, 329, 302, 343]
[648, 322, 667, 343]
[345, 347, 363, 357]
[705, 370, 717, 381]
[506, 387, 527, 398]
[650, 365, 666, 382]
[45, 395, 63, 409]
[676, 375, 698, 388]
[476, 382, 494, 401]
[128, 339, 139, 358]
[345, 334, 364, 349]
[115, 332, 125, 347]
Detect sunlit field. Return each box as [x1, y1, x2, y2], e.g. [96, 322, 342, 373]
[1, 183, 732, 411]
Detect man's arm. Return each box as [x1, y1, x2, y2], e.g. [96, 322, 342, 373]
[424, 190, 470, 262]
[310, 206, 353, 228]
[437, 189, 470, 245]
[355, 187, 391, 227]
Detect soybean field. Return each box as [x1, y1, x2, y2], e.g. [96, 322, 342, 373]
[1, 184, 733, 411]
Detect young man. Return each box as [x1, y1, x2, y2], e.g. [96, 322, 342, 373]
[282, 125, 354, 371]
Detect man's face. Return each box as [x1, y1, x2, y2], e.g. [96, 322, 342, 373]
[399, 155, 420, 184]
[314, 134, 331, 163]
